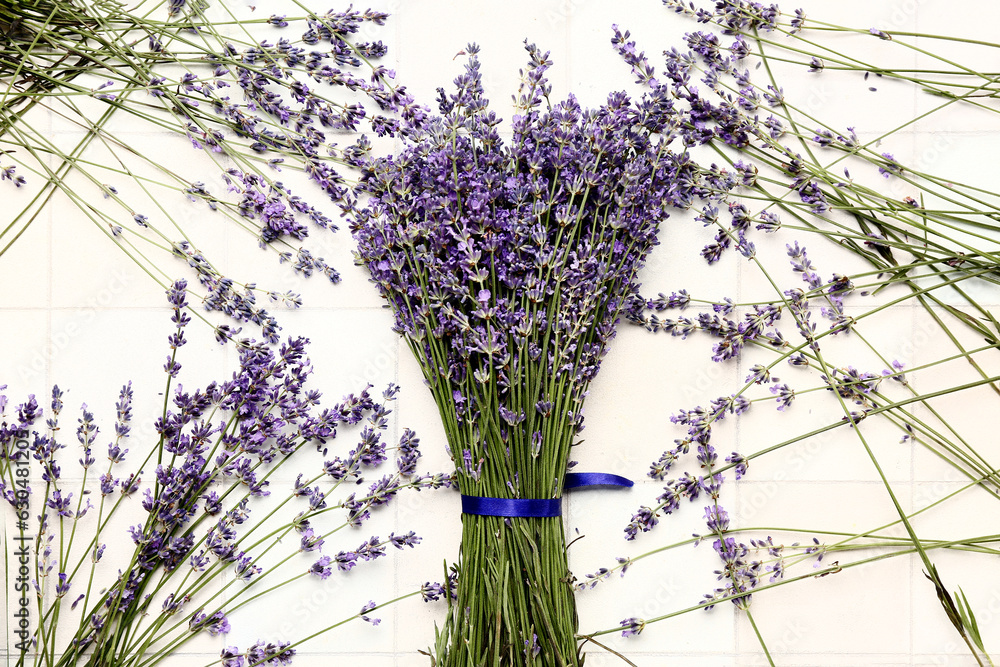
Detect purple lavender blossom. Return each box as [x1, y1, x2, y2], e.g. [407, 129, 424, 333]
[1, 164, 26, 187]
[726, 452, 748, 479]
[189, 610, 231, 636]
[790, 9, 806, 33]
[309, 555, 333, 579]
[704, 504, 731, 537]
[420, 581, 447, 602]
[770, 383, 796, 411]
[359, 600, 381, 626]
[879, 152, 903, 177]
[244, 641, 295, 666]
[619, 617, 646, 637]
[221, 647, 245, 667]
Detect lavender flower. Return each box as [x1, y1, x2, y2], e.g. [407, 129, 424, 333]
[620, 617, 646, 637]
[879, 152, 903, 177]
[309, 555, 333, 580]
[790, 9, 806, 33]
[726, 452, 748, 479]
[359, 600, 381, 626]
[244, 641, 295, 666]
[704, 505, 730, 532]
[190, 610, 231, 636]
[221, 647, 245, 667]
[770, 384, 796, 411]
[1, 164, 25, 187]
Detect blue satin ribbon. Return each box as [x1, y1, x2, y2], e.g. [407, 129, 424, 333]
[460, 471, 633, 518]
[461, 495, 562, 518]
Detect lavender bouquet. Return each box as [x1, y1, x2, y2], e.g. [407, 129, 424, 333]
[351, 44, 725, 664]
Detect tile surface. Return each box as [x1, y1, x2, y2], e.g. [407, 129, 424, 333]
[2, 1, 998, 665]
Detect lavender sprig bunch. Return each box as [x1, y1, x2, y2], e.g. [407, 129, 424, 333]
[589, 10, 1000, 662]
[349, 41, 730, 665]
[610, 5, 1000, 322]
[614, 238, 1000, 640]
[0, 280, 447, 667]
[0, 1, 418, 341]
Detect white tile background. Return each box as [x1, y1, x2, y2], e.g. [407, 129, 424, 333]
[2, 0, 1000, 664]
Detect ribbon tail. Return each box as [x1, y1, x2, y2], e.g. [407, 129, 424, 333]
[563, 472, 634, 489]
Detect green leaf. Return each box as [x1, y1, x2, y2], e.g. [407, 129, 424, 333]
[956, 587, 986, 653]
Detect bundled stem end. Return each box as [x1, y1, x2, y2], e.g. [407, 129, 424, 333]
[440, 514, 581, 667]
